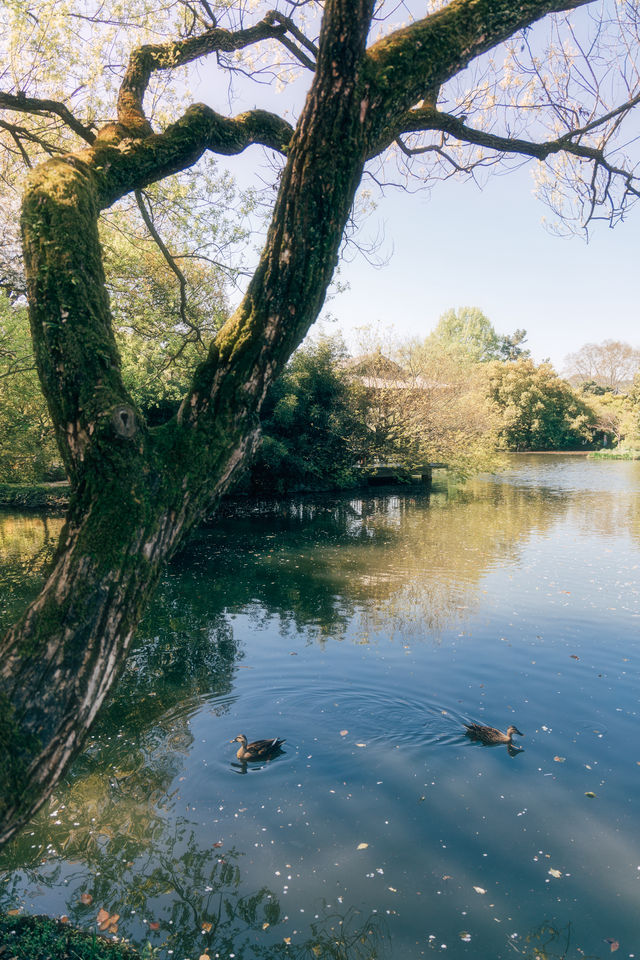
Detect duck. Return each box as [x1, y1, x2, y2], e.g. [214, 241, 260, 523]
[463, 722, 524, 746]
[231, 734, 286, 761]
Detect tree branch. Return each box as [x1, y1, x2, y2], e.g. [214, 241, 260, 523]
[363, 0, 595, 146]
[0, 92, 96, 144]
[117, 11, 315, 132]
[134, 188, 203, 345]
[393, 106, 640, 204]
[93, 105, 294, 208]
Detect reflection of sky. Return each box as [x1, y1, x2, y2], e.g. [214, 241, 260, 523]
[2, 456, 640, 957]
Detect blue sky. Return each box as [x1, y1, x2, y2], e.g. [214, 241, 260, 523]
[319, 160, 640, 372]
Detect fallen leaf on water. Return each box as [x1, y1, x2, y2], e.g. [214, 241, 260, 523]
[585, 791, 597, 798]
[570, 654, 579, 659]
[80, 893, 93, 905]
[7, 909, 21, 916]
[283, 936, 291, 944]
[263, 922, 270, 930]
[201, 921, 213, 932]
[149, 921, 160, 931]
[213, 841, 223, 848]
[473, 886, 486, 895]
[357, 843, 368, 850]
[356, 743, 367, 748]
[605, 938, 620, 952]
[388, 886, 397, 892]
[554, 756, 566, 763]
[199, 954, 211, 960]
[59, 916, 69, 924]
[340, 730, 348, 737]
[548, 868, 562, 878]
[459, 932, 472, 942]
[97, 909, 119, 932]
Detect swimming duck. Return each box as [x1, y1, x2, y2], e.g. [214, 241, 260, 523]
[231, 734, 286, 761]
[464, 723, 524, 745]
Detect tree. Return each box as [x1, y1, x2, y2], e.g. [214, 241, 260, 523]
[426, 307, 530, 363]
[487, 358, 596, 450]
[2, 0, 640, 845]
[250, 337, 368, 493]
[563, 340, 640, 392]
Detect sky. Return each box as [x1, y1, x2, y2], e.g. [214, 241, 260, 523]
[318, 159, 640, 372]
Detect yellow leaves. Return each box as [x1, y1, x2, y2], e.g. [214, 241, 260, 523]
[473, 886, 486, 894]
[357, 842, 369, 850]
[201, 920, 213, 933]
[339, 729, 348, 736]
[548, 868, 562, 879]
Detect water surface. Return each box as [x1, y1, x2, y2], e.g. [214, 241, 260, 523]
[1, 454, 640, 959]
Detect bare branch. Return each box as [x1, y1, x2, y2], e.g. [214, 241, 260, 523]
[134, 188, 200, 343]
[0, 92, 96, 144]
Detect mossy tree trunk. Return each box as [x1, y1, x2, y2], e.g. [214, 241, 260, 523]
[0, 0, 594, 845]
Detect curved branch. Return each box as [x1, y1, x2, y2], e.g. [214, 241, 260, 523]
[94, 105, 294, 207]
[117, 10, 314, 131]
[395, 106, 640, 196]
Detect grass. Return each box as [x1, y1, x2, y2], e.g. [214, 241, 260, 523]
[0, 913, 142, 959]
[588, 448, 640, 460]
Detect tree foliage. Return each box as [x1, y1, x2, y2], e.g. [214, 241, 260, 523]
[487, 358, 596, 450]
[426, 307, 530, 363]
[250, 337, 368, 493]
[0, 296, 58, 482]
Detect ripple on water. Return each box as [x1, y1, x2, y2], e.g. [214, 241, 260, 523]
[201, 678, 470, 752]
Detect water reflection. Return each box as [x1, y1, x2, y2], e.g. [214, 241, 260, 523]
[0, 512, 63, 633]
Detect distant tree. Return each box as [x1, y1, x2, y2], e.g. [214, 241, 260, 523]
[427, 307, 529, 363]
[487, 359, 596, 450]
[563, 340, 640, 392]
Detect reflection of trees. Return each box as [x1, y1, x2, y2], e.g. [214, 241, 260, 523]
[0, 513, 63, 632]
[1, 807, 387, 959]
[197, 481, 571, 639]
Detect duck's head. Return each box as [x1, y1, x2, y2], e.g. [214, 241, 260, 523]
[231, 734, 247, 745]
[506, 726, 524, 738]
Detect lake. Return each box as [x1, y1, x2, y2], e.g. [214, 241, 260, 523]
[1, 453, 640, 959]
